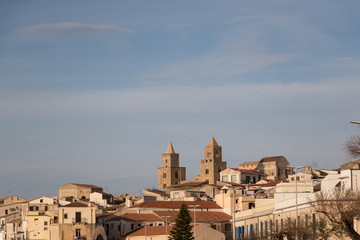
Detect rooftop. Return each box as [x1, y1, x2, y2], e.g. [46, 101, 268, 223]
[130, 201, 222, 209]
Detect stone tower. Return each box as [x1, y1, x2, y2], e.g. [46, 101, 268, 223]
[200, 137, 227, 184]
[158, 142, 186, 190]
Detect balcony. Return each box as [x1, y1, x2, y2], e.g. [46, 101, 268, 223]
[71, 218, 88, 224]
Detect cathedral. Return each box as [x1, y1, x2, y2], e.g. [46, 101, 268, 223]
[158, 137, 227, 190]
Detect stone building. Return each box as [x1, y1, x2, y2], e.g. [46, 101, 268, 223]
[200, 137, 227, 184]
[239, 156, 291, 181]
[58, 183, 103, 201]
[158, 142, 186, 190]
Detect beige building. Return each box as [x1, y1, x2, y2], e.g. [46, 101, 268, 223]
[26, 196, 59, 240]
[158, 142, 186, 190]
[58, 183, 103, 201]
[220, 168, 263, 184]
[58, 201, 97, 240]
[126, 224, 226, 240]
[200, 137, 227, 185]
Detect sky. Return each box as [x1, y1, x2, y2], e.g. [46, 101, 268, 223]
[1, 1, 360, 199]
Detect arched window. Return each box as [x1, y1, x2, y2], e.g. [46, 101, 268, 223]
[207, 152, 211, 158]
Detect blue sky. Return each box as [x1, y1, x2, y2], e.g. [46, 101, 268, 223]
[1, 1, 360, 199]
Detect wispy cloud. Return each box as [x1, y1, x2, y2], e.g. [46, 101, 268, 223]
[17, 22, 133, 35]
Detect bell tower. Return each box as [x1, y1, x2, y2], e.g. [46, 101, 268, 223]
[158, 142, 186, 190]
[200, 137, 227, 184]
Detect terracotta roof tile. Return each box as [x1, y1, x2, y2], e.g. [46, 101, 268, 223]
[72, 183, 103, 189]
[154, 211, 231, 223]
[127, 225, 174, 237]
[108, 213, 163, 222]
[129, 201, 221, 209]
[260, 156, 286, 163]
[239, 161, 259, 166]
[144, 189, 169, 196]
[62, 202, 89, 208]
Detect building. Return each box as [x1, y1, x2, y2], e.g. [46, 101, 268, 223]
[220, 168, 263, 184]
[158, 142, 186, 190]
[200, 137, 227, 185]
[58, 201, 97, 240]
[239, 156, 291, 181]
[125, 224, 226, 240]
[58, 183, 103, 202]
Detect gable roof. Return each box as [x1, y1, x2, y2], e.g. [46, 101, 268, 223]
[260, 156, 287, 163]
[239, 161, 260, 167]
[108, 213, 163, 222]
[71, 183, 103, 189]
[153, 211, 231, 223]
[144, 189, 169, 197]
[129, 201, 222, 209]
[127, 225, 175, 237]
[62, 201, 89, 208]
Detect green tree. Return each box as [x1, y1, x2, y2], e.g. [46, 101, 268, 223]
[169, 203, 194, 240]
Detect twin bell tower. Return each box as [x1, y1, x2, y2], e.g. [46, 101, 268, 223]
[158, 137, 227, 190]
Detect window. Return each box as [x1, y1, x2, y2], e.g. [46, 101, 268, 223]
[40, 199, 43, 203]
[205, 169, 209, 174]
[64, 214, 67, 219]
[207, 152, 211, 158]
[245, 176, 250, 184]
[118, 225, 121, 231]
[225, 223, 231, 232]
[131, 223, 134, 230]
[75, 212, 81, 223]
[54, 216, 58, 223]
[76, 229, 81, 237]
[231, 175, 236, 182]
[163, 173, 166, 178]
[138, 223, 141, 227]
[215, 151, 219, 157]
[222, 175, 228, 182]
[44, 221, 48, 226]
[253, 177, 256, 183]
[5, 210, 8, 214]
[111, 223, 114, 229]
[175, 171, 178, 178]
[44, 227, 48, 231]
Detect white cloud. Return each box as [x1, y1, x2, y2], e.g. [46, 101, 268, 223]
[17, 22, 133, 35]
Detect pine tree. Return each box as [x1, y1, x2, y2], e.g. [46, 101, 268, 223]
[169, 203, 194, 240]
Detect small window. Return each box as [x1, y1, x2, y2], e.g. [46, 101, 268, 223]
[76, 229, 81, 237]
[163, 173, 166, 178]
[207, 152, 211, 158]
[44, 221, 48, 226]
[44, 227, 48, 231]
[64, 214, 67, 219]
[131, 223, 135, 230]
[118, 225, 121, 231]
[205, 169, 209, 174]
[175, 171, 178, 178]
[40, 199, 43, 203]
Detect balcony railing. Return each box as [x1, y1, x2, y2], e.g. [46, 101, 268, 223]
[71, 218, 88, 224]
